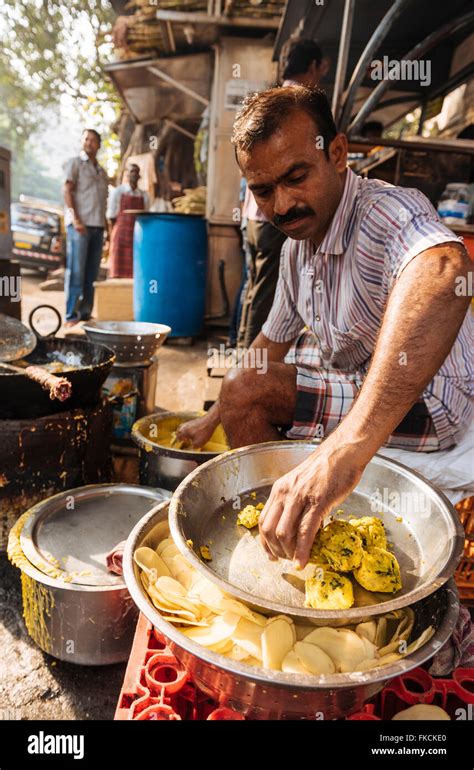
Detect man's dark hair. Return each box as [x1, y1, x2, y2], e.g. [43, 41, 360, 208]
[128, 163, 140, 172]
[360, 120, 384, 138]
[232, 85, 337, 160]
[82, 128, 101, 146]
[280, 37, 323, 79]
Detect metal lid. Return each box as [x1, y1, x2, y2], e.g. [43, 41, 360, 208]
[20, 483, 171, 587]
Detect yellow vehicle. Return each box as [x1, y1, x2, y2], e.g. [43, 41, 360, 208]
[11, 195, 65, 272]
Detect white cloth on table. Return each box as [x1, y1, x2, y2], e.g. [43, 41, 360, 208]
[377, 424, 474, 504]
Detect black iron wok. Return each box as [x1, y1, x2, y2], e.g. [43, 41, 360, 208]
[0, 305, 115, 418]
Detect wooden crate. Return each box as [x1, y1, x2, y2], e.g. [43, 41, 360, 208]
[93, 279, 134, 321]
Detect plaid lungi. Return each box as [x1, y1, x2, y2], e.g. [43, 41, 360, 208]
[285, 331, 441, 451]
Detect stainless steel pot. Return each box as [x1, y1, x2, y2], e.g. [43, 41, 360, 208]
[8, 484, 170, 665]
[123, 501, 460, 720]
[169, 441, 465, 624]
[132, 411, 227, 491]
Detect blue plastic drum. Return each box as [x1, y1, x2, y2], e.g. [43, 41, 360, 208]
[133, 213, 207, 338]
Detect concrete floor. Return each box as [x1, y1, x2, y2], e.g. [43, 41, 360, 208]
[0, 271, 221, 720]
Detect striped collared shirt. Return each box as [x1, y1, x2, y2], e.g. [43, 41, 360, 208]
[262, 168, 473, 448]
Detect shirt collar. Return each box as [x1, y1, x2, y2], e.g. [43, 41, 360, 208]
[316, 167, 360, 256]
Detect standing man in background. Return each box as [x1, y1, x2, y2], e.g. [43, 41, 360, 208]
[63, 129, 108, 327]
[237, 37, 329, 349]
[106, 163, 149, 279]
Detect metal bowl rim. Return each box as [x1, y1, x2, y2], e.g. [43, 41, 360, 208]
[16, 483, 169, 593]
[82, 321, 172, 338]
[123, 501, 460, 690]
[168, 440, 465, 621]
[132, 411, 224, 459]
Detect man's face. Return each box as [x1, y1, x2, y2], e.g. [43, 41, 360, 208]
[82, 131, 100, 157]
[128, 166, 140, 187]
[238, 110, 347, 243]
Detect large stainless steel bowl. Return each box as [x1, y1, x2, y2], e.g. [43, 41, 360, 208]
[169, 441, 465, 624]
[123, 501, 460, 720]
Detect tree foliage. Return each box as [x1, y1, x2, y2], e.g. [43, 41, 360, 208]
[0, 0, 119, 154]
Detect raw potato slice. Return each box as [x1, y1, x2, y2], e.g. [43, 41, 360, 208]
[393, 704, 450, 721]
[182, 612, 241, 646]
[208, 638, 234, 654]
[191, 579, 267, 625]
[359, 635, 378, 661]
[156, 576, 187, 597]
[282, 650, 310, 674]
[357, 652, 402, 671]
[227, 644, 251, 662]
[156, 538, 173, 556]
[231, 618, 264, 660]
[134, 547, 172, 580]
[405, 625, 434, 654]
[294, 642, 336, 675]
[162, 616, 210, 627]
[261, 618, 295, 670]
[375, 617, 388, 648]
[356, 620, 377, 645]
[303, 627, 368, 673]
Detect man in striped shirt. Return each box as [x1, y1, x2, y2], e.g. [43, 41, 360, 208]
[178, 86, 472, 567]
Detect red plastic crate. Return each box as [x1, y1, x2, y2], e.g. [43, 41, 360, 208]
[116, 614, 474, 721]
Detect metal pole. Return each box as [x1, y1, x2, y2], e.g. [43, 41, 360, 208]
[347, 9, 474, 135]
[148, 65, 210, 107]
[339, 0, 414, 132]
[164, 119, 197, 141]
[331, 0, 355, 125]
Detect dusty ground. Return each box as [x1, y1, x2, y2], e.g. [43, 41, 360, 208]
[0, 270, 220, 720]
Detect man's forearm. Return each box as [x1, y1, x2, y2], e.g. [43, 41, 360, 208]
[63, 185, 79, 219]
[332, 243, 471, 461]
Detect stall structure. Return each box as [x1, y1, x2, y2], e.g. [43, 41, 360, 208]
[105, 0, 284, 329]
[274, 0, 474, 236]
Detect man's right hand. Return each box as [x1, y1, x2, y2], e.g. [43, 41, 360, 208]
[73, 218, 86, 235]
[176, 412, 218, 449]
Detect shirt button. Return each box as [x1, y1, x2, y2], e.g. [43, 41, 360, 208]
[315, 315, 321, 322]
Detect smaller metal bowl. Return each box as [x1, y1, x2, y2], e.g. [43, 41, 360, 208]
[82, 321, 171, 365]
[132, 411, 229, 491]
[123, 501, 460, 719]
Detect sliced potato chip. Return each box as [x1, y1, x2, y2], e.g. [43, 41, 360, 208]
[357, 652, 402, 671]
[134, 547, 172, 580]
[303, 627, 367, 673]
[227, 644, 251, 662]
[261, 618, 295, 670]
[294, 642, 336, 675]
[156, 538, 173, 556]
[231, 618, 264, 661]
[356, 620, 377, 645]
[282, 650, 310, 674]
[182, 612, 241, 646]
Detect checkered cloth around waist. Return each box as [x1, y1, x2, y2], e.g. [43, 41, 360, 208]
[285, 331, 440, 451]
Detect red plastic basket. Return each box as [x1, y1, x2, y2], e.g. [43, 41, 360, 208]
[116, 614, 474, 721]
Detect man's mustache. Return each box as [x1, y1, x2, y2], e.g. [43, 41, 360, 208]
[273, 207, 314, 226]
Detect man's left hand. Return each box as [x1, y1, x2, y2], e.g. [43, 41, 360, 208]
[258, 438, 367, 569]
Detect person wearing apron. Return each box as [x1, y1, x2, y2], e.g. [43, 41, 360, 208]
[106, 164, 149, 278]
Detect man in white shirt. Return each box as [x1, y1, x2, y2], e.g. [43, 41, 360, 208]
[63, 129, 109, 326]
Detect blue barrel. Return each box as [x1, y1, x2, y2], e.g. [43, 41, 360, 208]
[133, 213, 207, 337]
